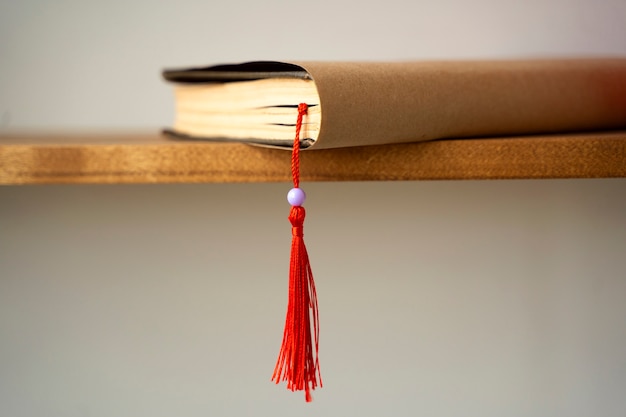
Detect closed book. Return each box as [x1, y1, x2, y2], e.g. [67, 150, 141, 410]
[163, 59, 626, 149]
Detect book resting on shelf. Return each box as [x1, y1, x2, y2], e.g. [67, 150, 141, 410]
[162, 58, 626, 150]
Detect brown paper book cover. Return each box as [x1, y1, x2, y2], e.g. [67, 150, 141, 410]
[162, 59, 626, 149]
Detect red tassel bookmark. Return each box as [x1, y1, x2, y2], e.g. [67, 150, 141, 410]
[272, 103, 322, 402]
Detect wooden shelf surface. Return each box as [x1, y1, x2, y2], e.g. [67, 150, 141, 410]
[0, 131, 625, 184]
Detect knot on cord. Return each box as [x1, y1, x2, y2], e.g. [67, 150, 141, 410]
[289, 205, 306, 228]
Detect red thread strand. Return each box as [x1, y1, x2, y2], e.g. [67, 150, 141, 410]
[272, 103, 321, 402]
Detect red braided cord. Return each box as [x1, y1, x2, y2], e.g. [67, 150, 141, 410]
[291, 103, 307, 188]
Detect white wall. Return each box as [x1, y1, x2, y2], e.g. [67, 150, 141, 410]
[1, 1, 626, 416]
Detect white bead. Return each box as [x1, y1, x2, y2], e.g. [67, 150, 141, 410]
[287, 188, 306, 206]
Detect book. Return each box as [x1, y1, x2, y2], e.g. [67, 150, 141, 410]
[162, 59, 626, 149]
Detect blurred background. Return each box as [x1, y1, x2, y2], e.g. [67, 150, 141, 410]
[1, 1, 626, 416]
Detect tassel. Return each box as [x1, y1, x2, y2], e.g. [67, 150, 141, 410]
[272, 103, 322, 402]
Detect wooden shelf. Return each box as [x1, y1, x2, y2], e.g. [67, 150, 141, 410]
[0, 131, 625, 184]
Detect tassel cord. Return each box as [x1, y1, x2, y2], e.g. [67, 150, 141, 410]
[272, 103, 321, 402]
